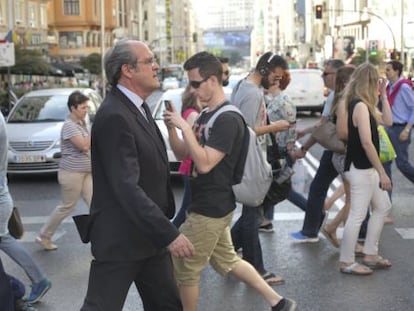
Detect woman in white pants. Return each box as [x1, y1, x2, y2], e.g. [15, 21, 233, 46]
[336, 63, 393, 275]
[36, 91, 92, 250]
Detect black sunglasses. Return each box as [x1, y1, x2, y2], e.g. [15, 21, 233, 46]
[189, 77, 209, 89]
[223, 70, 230, 75]
[322, 72, 335, 77]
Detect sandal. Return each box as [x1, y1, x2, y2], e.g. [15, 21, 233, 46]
[321, 227, 340, 248]
[362, 256, 392, 270]
[339, 262, 373, 275]
[262, 272, 285, 285]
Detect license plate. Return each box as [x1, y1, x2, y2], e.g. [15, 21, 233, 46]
[14, 155, 46, 163]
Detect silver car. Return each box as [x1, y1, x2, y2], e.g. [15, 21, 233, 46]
[6, 88, 102, 174]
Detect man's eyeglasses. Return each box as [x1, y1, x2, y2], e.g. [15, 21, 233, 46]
[189, 77, 209, 89]
[322, 72, 335, 77]
[136, 57, 157, 66]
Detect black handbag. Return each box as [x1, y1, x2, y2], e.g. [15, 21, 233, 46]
[264, 134, 292, 206]
[8, 207, 24, 239]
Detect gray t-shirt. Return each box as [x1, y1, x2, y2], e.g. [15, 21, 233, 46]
[230, 78, 267, 148]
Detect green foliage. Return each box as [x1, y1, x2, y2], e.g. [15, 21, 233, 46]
[80, 53, 102, 75]
[350, 48, 385, 65]
[0, 46, 51, 75]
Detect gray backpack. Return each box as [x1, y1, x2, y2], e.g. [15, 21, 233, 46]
[203, 104, 272, 207]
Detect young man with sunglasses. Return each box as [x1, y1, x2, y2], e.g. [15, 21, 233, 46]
[218, 56, 230, 86]
[164, 51, 296, 311]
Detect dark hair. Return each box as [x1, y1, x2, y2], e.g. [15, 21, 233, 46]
[183, 51, 223, 83]
[325, 59, 345, 70]
[218, 56, 229, 64]
[256, 52, 288, 75]
[387, 60, 403, 77]
[67, 91, 89, 111]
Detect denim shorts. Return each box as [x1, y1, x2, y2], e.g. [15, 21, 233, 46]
[173, 211, 241, 286]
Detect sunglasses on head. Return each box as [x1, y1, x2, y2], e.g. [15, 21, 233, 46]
[189, 77, 209, 89]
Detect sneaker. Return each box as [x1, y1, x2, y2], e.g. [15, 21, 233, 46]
[25, 278, 51, 304]
[259, 223, 274, 233]
[290, 231, 319, 243]
[271, 298, 297, 311]
[16, 299, 37, 311]
[35, 236, 57, 251]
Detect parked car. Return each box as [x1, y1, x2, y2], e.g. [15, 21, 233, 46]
[6, 88, 102, 174]
[152, 87, 233, 173]
[162, 77, 180, 91]
[284, 68, 325, 112]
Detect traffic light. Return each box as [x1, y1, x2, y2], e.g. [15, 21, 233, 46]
[315, 5, 323, 19]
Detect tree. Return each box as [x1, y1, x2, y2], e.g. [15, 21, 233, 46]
[0, 46, 51, 75]
[350, 47, 385, 66]
[80, 53, 102, 75]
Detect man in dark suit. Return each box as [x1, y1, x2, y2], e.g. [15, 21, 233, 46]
[80, 39, 194, 311]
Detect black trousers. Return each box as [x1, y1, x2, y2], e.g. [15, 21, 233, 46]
[80, 250, 182, 311]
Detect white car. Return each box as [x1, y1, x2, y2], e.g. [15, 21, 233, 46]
[6, 88, 102, 174]
[162, 77, 180, 91]
[284, 69, 325, 112]
[152, 87, 233, 173]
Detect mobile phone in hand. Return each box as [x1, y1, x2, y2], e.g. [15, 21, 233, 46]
[164, 100, 173, 112]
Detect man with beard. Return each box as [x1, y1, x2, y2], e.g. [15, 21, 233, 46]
[218, 56, 230, 87]
[230, 52, 290, 285]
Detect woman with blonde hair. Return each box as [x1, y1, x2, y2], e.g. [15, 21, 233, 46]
[337, 63, 393, 275]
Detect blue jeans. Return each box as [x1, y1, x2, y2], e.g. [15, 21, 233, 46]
[0, 234, 45, 284]
[301, 150, 338, 237]
[263, 188, 307, 220]
[173, 175, 192, 228]
[231, 206, 266, 275]
[383, 126, 414, 194]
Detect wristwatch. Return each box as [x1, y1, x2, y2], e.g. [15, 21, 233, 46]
[301, 146, 308, 154]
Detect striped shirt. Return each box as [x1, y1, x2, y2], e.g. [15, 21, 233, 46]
[59, 115, 91, 172]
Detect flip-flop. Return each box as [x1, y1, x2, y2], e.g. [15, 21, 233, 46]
[262, 272, 285, 285]
[321, 227, 340, 248]
[362, 256, 392, 270]
[340, 262, 373, 275]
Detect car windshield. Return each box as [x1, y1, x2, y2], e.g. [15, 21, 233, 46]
[7, 95, 69, 123]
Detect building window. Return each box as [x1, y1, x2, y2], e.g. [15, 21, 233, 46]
[64, 0, 80, 15]
[59, 31, 84, 48]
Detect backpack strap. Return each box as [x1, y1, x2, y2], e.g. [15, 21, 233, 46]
[204, 103, 244, 140]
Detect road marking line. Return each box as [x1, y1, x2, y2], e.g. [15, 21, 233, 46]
[395, 228, 414, 239]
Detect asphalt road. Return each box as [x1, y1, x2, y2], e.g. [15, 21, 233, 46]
[2, 114, 414, 311]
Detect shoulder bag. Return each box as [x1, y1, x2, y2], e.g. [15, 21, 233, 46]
[8, 207, 24, 239]
[311, 119, 346, 154]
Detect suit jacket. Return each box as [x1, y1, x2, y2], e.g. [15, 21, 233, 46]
[88, 87, 179, 261]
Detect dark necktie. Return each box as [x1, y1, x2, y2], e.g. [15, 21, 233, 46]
[141, 101, 152, 122]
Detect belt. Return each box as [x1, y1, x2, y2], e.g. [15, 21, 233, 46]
[392, 123, 407, 127]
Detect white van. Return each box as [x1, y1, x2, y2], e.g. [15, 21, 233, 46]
[284, 69, 325, 112]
